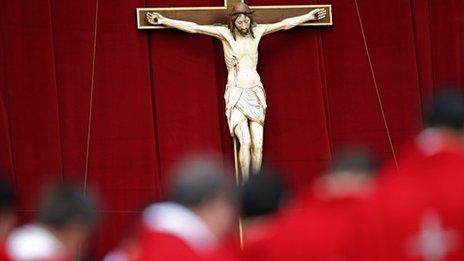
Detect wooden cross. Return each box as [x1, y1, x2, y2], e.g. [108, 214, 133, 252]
[136, 0, 332, 29]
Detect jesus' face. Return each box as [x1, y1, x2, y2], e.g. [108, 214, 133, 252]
[234, 14, 251, 36]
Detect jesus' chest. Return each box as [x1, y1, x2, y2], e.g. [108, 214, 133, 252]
[228, 37, 259, 57]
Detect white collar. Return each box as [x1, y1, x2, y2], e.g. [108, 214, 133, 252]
[6, 224, 65, 260]
[417, 128, 446, 155]
[143, 202, 217, 253]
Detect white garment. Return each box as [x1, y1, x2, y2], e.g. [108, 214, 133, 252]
[7, 224, 65, 261]
[142, 202, 217, 253]
[224, 84, 267, 136]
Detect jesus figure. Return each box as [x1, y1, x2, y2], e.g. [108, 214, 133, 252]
[147, 3, 326, 179]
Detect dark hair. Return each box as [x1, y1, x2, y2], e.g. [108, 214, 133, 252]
[330, 148, 377, 175]
[0, 173, 16, 213]
[37, 182, 98, 229]
[229, 13, 255, 41]
[240, 167, 286, 218]
[167, 156, 238, 208]
[424, 90, 464, 131]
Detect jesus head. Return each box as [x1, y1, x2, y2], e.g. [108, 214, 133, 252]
[229, 3, 255, 40]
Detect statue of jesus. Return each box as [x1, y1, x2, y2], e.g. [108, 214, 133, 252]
[147, 3, 326, 179]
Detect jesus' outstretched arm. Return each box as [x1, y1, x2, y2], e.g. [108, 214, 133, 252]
[262, 8, 327, 35]
[146, 12, 225, 39]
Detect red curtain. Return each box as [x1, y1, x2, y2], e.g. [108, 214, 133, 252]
[0, 0, 463, 257]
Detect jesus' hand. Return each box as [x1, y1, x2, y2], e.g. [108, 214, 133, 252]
[309, 8, 327, 21]
[146, 12, 165, 25]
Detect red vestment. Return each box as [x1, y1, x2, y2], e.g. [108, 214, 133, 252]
[365, 130, 464, 260]
[243, 194, 371, 260]
[132, 202, 239, 261]
[0, 240, 11, 261]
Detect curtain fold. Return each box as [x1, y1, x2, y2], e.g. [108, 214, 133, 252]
[0, 0, 462, 257]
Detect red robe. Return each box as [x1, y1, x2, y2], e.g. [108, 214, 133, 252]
[137, 230, 203, 260]
[243, 194, 371, 261]
[365, 130, 464, 260]
[0, 241, 10, 261]
[128, 202, 240, 261]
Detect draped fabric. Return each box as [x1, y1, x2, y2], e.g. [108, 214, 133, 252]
[0, 0, 463, 257]
[225, 84, 266, 135]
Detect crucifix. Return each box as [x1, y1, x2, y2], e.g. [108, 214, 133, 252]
[136, 0, 332, 182]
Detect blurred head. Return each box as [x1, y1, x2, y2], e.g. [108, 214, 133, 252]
[316, 148, 377, 198]
[229, 3, 255, 40]
[167, 156, 239, 239]
[424, 90, 464, 132]
[0, 174, 16, 240]
[37, 182, 98, 258]
[241, 167, 286, 219]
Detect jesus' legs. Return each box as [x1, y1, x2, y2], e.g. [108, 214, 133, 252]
[249, 121, 263, 174]
[232, 111, 251, 181]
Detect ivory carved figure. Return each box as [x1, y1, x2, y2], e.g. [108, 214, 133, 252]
[147, 3, 326, 179]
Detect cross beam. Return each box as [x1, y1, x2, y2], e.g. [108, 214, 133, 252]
[136, 0, 332, 29]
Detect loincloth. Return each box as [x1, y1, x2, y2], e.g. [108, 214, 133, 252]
[224, 84, 267, 136]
